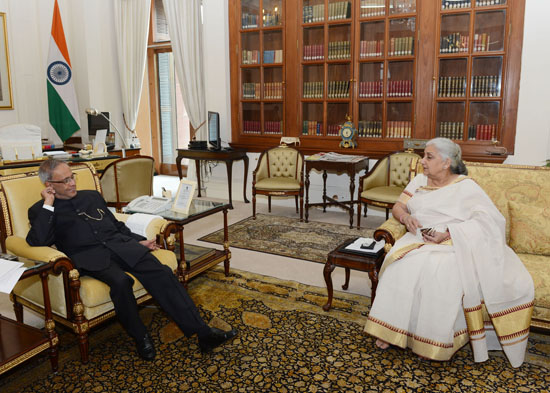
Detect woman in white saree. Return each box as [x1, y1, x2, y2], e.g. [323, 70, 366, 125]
[364, 138, 534, 367]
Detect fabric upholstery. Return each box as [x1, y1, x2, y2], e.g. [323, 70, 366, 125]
[100, 155, 154, 209]
[361, 186, 403, 204]
[508, 201, 550, 255]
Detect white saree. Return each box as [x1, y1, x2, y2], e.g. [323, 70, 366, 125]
[364, 174, 534, 367]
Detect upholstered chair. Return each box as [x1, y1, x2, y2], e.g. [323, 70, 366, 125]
[0, 162, 177, 364]
[100, 155, 155, 212]
[357, 151, 421, 226]
[252, 145, 305, 220]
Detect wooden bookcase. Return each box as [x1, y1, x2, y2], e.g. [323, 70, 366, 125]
[228, 0, 525, 161]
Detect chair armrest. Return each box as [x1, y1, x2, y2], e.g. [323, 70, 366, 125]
[6, 236, 68, 263]
[359, 158, 389, 192]
[373, 217, 406, 251]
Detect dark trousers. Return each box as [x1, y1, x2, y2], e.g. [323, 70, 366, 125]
[81, 252, 211, 340]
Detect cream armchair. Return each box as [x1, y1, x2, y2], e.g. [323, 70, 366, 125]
[252, 145, 304, 220]
[357, 151, 421, 226]
[0, 162, 177, 364]
[100, 155, 155, 212]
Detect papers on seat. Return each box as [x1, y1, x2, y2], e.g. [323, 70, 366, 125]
[0, 259, 26, 294]
[125, 213, 163, 238]
[343, 237, 385, 256]
[306, 152, 367, 163]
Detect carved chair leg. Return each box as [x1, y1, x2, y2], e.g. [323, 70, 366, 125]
[68, 268, 90, 364]
[268, 196, 272, 212]
[252, 192, 257, 219]
[13, 296, 24, 323]
[385, 208, 389, 220]
[295, 195, 299, 213]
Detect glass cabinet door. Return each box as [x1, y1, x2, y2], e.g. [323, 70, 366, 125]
[436, 102, 465, 140]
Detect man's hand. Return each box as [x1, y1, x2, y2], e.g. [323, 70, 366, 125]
[139, 239, 160, 251]
[41, 186, 56, 206]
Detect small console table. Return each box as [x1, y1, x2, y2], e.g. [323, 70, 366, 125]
[305, 155, 369, 228]
[175, 148, 249, 208]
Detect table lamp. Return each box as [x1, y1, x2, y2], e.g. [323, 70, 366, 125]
[85, 108, 128, 158]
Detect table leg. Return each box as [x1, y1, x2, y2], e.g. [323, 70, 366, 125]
[348, 170, 355, 228]
[368, 269, 378, 303]
[224, 160, 234, 208]
[342, 267, 350, 290]
[194, 159, 202, 197]
[322, 170, 328, 212]
[305, 169, 311, 223]
[176, 152, 184, 179]
[242, 155, 250, 203]
[322, 261, 336, 311]
[223, 208, 230, 276]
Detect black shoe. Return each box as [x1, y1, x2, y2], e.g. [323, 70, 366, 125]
[135, 333, 156, 361]
[198, 327, 238, 353]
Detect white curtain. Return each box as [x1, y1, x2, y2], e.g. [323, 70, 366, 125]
[113, 0, 151, 143]
[162, 0, 207, 139]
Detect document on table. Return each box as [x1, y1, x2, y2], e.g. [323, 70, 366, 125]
[307, 152, 367, 163]
[0, 259, 26, 294]
[344, 237, 385, 255]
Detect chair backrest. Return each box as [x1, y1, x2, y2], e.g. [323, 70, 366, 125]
[0, 162, 100, 242]
[388, 151, 422, 187]
[255, 145, 304, 182]
[100, 155, 155, 209]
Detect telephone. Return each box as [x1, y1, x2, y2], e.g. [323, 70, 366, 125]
[126, 195, 172, 214]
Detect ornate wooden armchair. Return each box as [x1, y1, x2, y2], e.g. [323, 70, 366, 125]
[357, 151, 421, 226]
[0, 162, 177, 364]
[252, 145, 304, 220]
[100, 155, 155, 212]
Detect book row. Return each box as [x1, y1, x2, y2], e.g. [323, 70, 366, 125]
[302, 120, 323, 136]
[441, 0, 505, 9]
[438, 76, 467, 97]
[387, 80, 413, 97]
[263, 50, 283, 64]
[242, 83, 260, 99]
[440, 33, 469, 53]
[327, 81, 351, 98]
[302, 4, 325, 23]
[263, 82, 283, 99]
[303, 44, 324, 60]
[242, 13, 258, 29]
[242, 50, 259, 65]
[360, 0, 385, 17]
[242, 120, 261, 133]
[468, 124, 497, 140]
[328, 1, 352, 21]
[327, 41, 351, 60]
[359, 81, 383, 98]
[388, 36, 414, 56]
[438, 122, 464, 140]
[386, 121, 412, 138]
[471, 75, 500, 97]
[263, 10, 280, 27]
[389, 0, 416, 14]
[327, 124, 341, 136]
[358, 121, 382, 138]
[263, 121, 283, 134]
[360, 40, 384, 58]
[303, 82, 324, 99]
[473, 33, 491, 52]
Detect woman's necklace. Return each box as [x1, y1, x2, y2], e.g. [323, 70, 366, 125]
[78, 208, 105, 221]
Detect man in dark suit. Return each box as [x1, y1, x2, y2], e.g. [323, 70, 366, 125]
[27, 159, 237, 360]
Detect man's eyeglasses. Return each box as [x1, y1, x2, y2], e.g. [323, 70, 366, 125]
[48, 174, 77, 185]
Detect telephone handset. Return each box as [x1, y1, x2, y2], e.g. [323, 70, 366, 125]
[126, 195, 172, 214]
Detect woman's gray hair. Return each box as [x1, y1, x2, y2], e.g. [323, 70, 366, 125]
[38, 159, 65, 183]
[426, 137, 468, 175]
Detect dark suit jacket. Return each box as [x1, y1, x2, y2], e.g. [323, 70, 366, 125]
[27, 190, 148, 271]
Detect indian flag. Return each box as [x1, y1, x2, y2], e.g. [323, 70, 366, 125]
[46, 0, 80, 142]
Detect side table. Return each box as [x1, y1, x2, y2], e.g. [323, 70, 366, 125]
[175, 148, 249, 208]
[1, 257, 58, 374]
[305, 157, 369, 228]
[323, 238, 384, 312]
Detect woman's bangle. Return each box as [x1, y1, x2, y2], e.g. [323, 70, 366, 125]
[399, 214, 409, 225]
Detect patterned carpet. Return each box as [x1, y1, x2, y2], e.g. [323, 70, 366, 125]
[198, 213, 377, 263]
[1, 267, 550, 392]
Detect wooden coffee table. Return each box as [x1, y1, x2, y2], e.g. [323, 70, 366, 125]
[323, 238, 385, 311]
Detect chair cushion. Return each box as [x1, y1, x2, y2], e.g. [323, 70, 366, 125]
[255, 177, 301, 191]
[508, 201, 550, 255]
[13, 248, 177, 320]
[361, 186, 403, 204]
[518, 253, 550, 319]
[267, 148, 300, 179]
